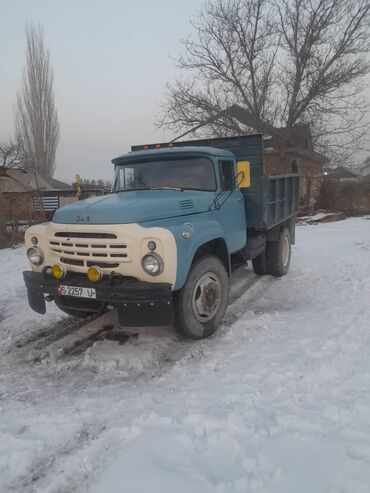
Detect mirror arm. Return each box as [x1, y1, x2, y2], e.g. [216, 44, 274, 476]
[235, 170, 245, 188]
[208, 168, 246, 211]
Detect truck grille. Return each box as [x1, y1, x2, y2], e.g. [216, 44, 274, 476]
[49, 230, 130, 269]
[54, 232, 116, 239]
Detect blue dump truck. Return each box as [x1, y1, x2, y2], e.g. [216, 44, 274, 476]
[23, 134, 298, 339]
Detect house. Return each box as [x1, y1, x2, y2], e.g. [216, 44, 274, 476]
[0, 168, 52, 222]
[0, 168, 52, 193]
[222, 105, 326, 211]
[263, 126, 325, 210]
[324, 166, 359, 183]
[0, 169, 74, 217]
[0, 168, 109, 245]
[355, 157, 370, 183]
[0, 168, 51, 244]
[319, 163, 370, 215]
[0, 168, 108, 227]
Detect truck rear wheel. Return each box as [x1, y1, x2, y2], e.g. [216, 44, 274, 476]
[266, 228, 291, 277]
[176, 255, 229, 340]
[252, 252, 268, 275]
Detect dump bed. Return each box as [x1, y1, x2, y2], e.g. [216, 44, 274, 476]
[132, 134, 299, 231]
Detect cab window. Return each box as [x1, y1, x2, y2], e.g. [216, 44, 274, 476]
[219, 160, 234, 191]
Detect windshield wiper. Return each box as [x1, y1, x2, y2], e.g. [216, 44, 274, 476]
[149, 186, 184, 192]
[112, 186, 185, 193]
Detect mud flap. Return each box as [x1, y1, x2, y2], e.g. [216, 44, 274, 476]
[117, 300, 174, 327]
[27, 287, 46, 314]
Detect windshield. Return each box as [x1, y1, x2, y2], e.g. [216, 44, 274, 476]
[113, 157, 216, 192]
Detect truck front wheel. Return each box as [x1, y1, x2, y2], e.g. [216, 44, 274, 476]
[176, 255, 229, 339]
[266, 227, 291, 277]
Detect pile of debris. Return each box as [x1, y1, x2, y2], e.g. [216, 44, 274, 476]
[297, 210, 346, 225]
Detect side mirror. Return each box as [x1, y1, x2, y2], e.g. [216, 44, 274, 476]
[236, 161, 251, 188]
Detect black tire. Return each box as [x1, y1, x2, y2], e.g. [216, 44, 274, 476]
[252, 251, 268, 275]
[176, 255, 229, 340]
[266, 227, 291, 277]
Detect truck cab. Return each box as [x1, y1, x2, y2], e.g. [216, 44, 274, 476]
[23, 135, 298, 339]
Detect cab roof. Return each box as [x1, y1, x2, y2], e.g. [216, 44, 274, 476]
[111, 146, 235, 165]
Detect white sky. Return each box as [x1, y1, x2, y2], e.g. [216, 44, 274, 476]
[0, 0, 202, 183]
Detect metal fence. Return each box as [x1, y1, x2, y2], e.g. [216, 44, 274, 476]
[33, 195, 60, 212]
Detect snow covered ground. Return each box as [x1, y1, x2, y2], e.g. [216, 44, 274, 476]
[1, 217, 370, 493]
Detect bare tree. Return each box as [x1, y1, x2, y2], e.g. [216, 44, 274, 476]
[276, 0, 370, 161]
[0, 137, 24, 247]
[0, 138, 24, 169]
[16, 23, 60, 179]
[158, 0, 278, 137]
[158, 0, 370, 161]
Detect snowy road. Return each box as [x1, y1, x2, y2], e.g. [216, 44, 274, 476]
[1, 218, 370, 492]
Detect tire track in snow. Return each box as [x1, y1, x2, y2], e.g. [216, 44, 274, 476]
[16, 422, 106, 493]
[12, 315, 98, 351]
[7, 265, 259, 366]
[2, 268, 271, 493]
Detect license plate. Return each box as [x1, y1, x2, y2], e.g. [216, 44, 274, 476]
[57, 285, 96, 299]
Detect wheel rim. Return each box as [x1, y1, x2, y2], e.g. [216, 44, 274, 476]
[282, 235, 290, 267]
[192, 272, 222, 322]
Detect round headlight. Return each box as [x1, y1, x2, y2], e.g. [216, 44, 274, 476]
[52, 263, 66, 280]
[87, 266, 103, 282]
[31, 236, 38, 245]
[27, 246, 44, 266]
[142, 253, 163, 276]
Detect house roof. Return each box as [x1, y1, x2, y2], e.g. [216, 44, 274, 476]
[326, 166, 358, 179]
[223, 104, 276, 135]
[264, 125, 314, 152]
[224, 104, 312, 145]
[357, 158, 370, 177]
[0, 168, 52, 193]
[223, 104, 326, 162]
[47, 177, 72, 190]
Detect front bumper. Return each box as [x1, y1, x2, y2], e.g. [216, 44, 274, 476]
[23, 271, 174, 326]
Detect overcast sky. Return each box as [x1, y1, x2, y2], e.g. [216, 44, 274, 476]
[0, 0, 202, 183]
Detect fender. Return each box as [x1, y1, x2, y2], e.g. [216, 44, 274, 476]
[140, 214, 228, 290]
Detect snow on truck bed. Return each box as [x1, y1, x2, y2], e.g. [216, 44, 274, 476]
[1, 217, 370, 493]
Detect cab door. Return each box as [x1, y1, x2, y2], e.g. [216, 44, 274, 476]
[217, 160, 246, 253]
